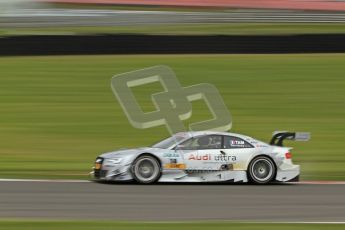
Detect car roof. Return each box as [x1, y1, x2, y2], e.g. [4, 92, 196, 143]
[174, 131, 252, 140]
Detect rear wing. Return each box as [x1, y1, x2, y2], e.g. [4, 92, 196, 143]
[270, 131, 311, 146]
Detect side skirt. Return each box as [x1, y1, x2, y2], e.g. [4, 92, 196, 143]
[159, 170, 248, 183]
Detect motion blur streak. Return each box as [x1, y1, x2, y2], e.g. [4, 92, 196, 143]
[42, 0, 345, 11]
[3, 9, 345, 28]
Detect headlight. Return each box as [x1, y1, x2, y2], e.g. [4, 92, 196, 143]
[106, 158, 122, 164]
[95, 158, 103, 163]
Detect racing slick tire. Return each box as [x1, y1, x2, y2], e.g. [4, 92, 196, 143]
[132, 155, 161, 184]
[248, 156, 276, 184]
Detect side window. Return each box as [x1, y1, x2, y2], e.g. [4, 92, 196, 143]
[176, 135, 222, 150]
[224, 136, 253, 149]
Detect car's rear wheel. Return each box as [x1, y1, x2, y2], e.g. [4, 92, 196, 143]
[132, 155, 161, 184]
[248, 156, 276, 184]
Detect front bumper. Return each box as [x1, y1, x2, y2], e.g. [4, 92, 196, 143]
[91, 157, 133, 181]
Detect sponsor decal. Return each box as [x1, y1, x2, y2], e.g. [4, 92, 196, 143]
[230, 140, 245, 147]
[232, 163, 245, 170]
[163, 153, 180, 158]
[255, 144, 268, 148]
[214, 155, 237, 162]
[164, 163, 186, 169]
[188, 154, 236, 162]
[188, 154, 211, 161]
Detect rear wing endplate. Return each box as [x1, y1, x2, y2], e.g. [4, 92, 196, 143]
[270, 131, 311, 146]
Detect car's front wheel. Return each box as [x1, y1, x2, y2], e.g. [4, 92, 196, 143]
[132, 155, 161, 184]
[248, 156, 276, 184]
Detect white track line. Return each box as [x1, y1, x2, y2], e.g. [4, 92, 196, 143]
[0, 179, 91, 183]
[145, 221, 345, 224]
[292, 181, 345, 185]
[270, 222, 345, 224]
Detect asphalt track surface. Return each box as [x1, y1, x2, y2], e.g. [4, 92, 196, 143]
[0, 180, 345, 221]
[2, 8, 345, 28]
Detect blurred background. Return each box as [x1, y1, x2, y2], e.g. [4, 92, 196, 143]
[0, 0, 344, 182]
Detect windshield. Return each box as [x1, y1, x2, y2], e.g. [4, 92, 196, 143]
[152, 135, 187, 149]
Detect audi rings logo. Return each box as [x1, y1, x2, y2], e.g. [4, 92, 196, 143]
[111, 65, 232, 135]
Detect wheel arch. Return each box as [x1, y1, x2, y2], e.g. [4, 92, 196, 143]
[246, 154, 278, 182]
[134, 152, 163, 168]
[130, 152, 163, 184]
[246, 154, 278, 176]
[246, 154, 277, 171]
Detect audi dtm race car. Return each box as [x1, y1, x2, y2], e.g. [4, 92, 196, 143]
[91, 131, 310, 184]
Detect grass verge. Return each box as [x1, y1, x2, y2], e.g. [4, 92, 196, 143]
[2, 23, 345, 36]
[0, 54, 344, 180]
[0, 221, 344, 230]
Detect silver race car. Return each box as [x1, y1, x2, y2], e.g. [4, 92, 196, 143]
[91, 131, 310, 184]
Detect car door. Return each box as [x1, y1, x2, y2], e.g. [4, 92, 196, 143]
[221, 135, 256, 171]
[177, 135, 224, 171]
